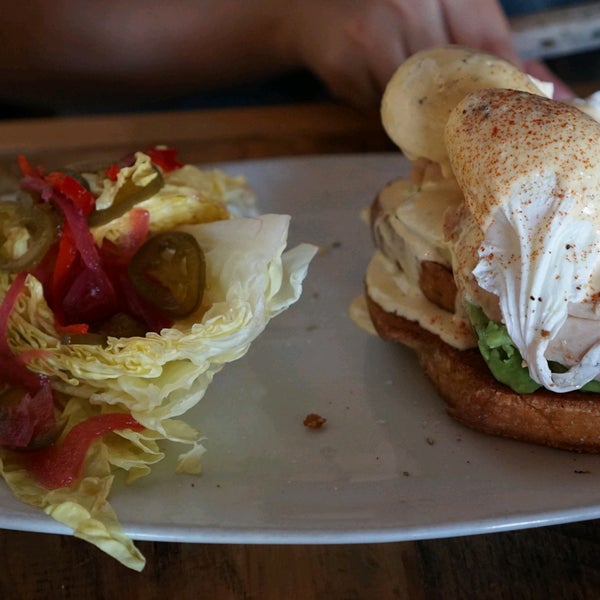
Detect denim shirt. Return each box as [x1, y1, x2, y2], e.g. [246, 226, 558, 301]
[501, 0, 590, 16]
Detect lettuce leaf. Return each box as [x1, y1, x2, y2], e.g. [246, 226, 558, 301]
[0, 212, 317, 570]
[90, 152, 253, 244]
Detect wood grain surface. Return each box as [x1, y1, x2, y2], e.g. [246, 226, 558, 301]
[2, 522, 600, 599]
[1, 101, 600, 599]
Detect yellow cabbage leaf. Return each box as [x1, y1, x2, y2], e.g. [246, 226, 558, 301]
[0, 212, 316, 570]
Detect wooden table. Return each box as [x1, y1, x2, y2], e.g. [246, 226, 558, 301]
[1, 102, 600, 599]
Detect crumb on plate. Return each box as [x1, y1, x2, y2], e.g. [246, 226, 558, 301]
[304, 413, 327, 429]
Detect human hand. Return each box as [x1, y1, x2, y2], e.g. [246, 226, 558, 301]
[277, 0, 572, 108]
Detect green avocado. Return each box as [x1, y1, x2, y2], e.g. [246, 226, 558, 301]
[465, 303, 600, 394]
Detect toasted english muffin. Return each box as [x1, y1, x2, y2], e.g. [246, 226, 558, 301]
[365, 292, 600, 453]
[365, 46, 600, 452]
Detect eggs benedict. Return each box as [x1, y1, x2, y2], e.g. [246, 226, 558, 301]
[364, 45, 600, 452]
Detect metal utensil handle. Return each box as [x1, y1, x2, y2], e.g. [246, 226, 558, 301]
[511, 2, 600, 59]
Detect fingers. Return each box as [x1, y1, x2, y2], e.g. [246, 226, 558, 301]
[437, 1, 573, 102]
[369, 0, 519, 98]
[288, 0, 572, 110]
[303, 2, 408, 109]
[348, 0, 454, 106]
[393, 0, 450, 53]
[439, 0, 520, 64]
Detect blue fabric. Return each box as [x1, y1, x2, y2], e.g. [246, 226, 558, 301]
[501, 0, 589, 16]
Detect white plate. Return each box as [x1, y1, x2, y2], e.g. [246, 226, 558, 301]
[2, 153, 600, 543]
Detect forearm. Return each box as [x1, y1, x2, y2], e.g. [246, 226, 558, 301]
[0, 1, 571, 112]
[0, 1, 295, 106]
